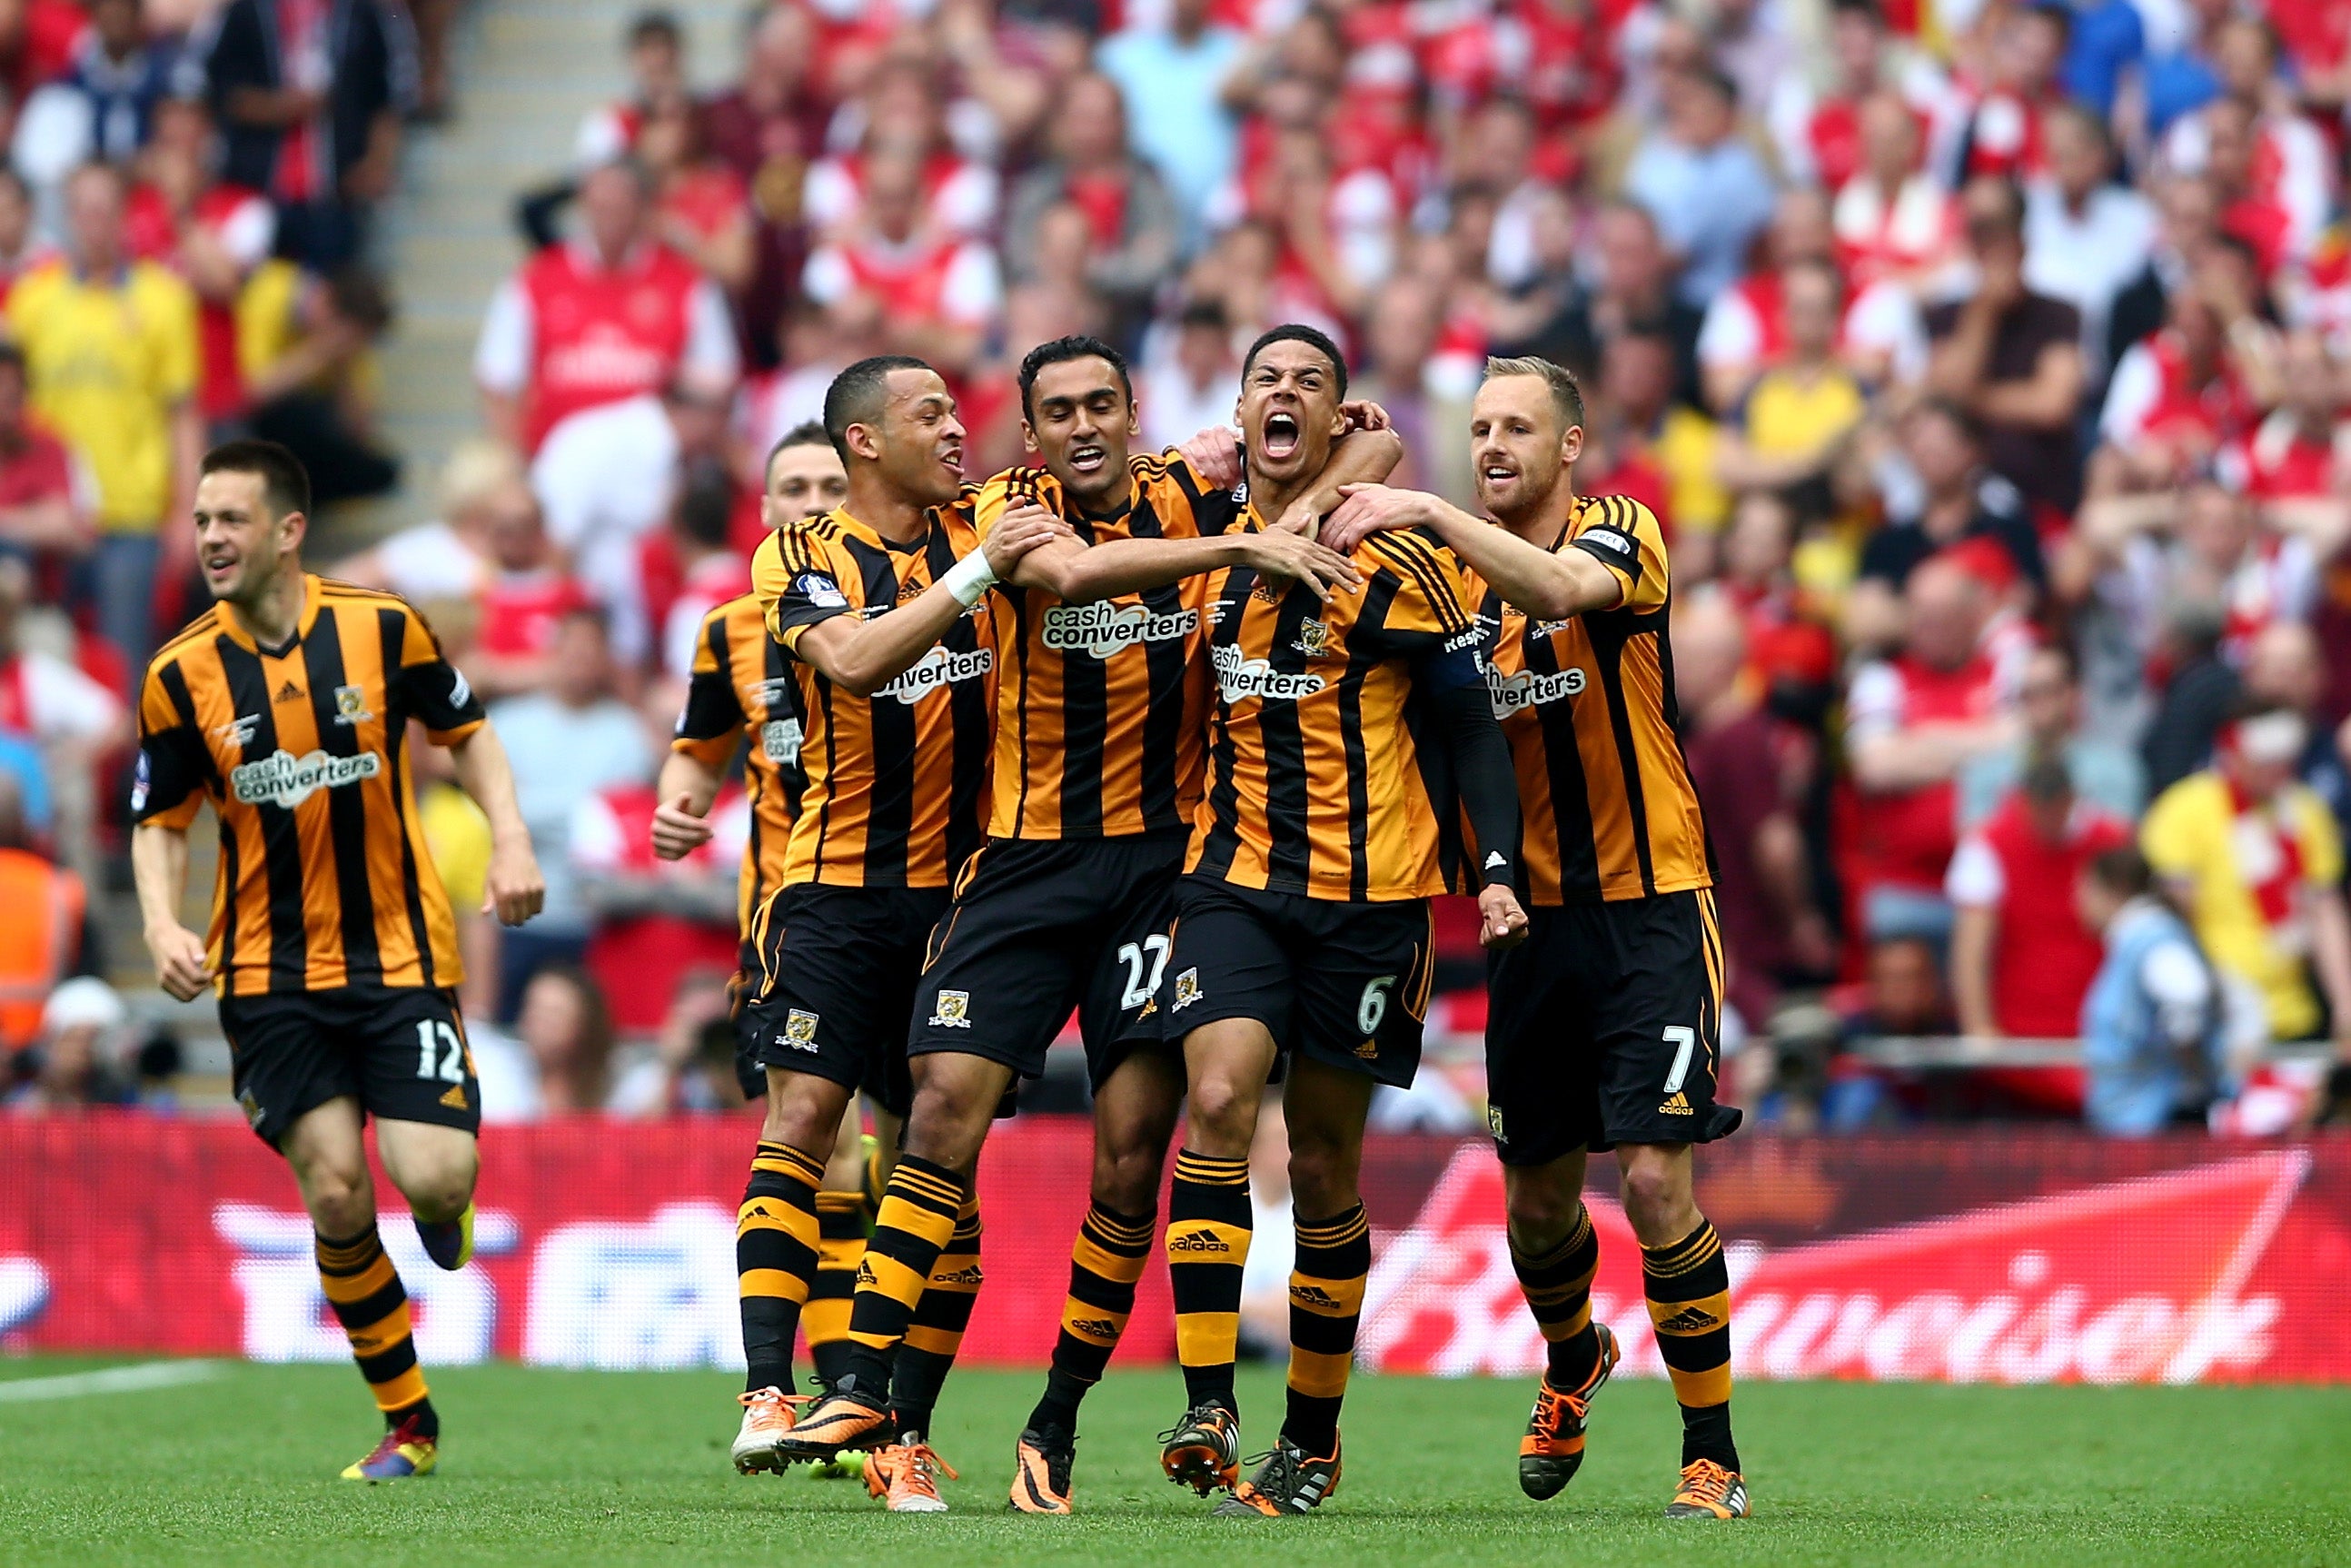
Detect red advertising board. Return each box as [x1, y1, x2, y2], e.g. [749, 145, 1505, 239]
[3, 1116, 2346, 1384]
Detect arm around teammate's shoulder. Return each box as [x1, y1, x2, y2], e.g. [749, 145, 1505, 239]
[1323, 484, 1623, 621]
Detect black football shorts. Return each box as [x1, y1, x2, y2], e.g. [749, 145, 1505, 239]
[1484, 888, 1742, 1163]
[1156, 875, 1434, 1088]
[908, 831, 1185, 1086]
[734, 883, 950, 1116]
[217, 984, 481, 1147]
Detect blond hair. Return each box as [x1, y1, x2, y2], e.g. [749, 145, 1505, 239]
[1482, 355, 1585, 432]
[439, 437, 526, 519]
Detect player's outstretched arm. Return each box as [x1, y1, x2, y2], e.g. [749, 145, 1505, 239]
[133, 821, 213, 1001]
[783, 505, 1067, 697]
[650, 750, 723, 861]
[1009, 525, 1361, 606]
[1432, 681, 1529, 950]
[1265, 424, 1406, 538]
[1324, 484, 1622, 620]
[448, 722, 546, 926]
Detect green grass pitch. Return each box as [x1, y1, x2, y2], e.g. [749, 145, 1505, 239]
[3, 1358, 2346, 1566]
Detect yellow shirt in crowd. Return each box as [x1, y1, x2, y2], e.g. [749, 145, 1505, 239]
[2140, 771, 2345, 1041]
[5, 258, 196, 533]
[1650, 403, 1730, 535]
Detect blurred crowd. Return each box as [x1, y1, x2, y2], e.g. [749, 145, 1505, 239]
[8, 0, 2351, 1134]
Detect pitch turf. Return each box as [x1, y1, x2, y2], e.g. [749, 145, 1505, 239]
[1, 1359, 2344, 1566]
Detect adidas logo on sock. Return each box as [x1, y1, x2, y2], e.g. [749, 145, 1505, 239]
[1654, 1305, 1722, 1335]
[1166, 1230, 1233, 1255]
[1067, 1317, 1117, 1340]
[1658, 1092, 1693, 1116]
[1289, 1285, 1342, 1309]
[854, 1259, 878, 1286]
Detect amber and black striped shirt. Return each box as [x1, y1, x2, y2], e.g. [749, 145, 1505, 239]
[972, 452, 1241, 840]
[133, 575, 484, 997]
[1465, 493, 1713, 905]
[671, 591, 808, 943]
[1188, 527, 1483, 901]
[750, 500, 995, 890]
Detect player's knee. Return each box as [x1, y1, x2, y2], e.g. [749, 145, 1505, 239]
[1092, 1141, 1163, 1214]
[1503, 1177, 1581, 1249]
[762, 1077, 846, 1156]
[1617, 1150, 1694, 1238]
[1183, 1072, 1256, 1155]
[1287, 1141, 1359, 1216]
[299, 1164, 374, 1234]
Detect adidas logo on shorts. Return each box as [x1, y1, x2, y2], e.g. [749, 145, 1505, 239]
[1658, 1092, 1694, 1116]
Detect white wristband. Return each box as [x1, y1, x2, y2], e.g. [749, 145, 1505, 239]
[941, 549, 997, 607]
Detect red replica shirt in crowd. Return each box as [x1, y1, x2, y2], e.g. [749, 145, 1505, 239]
[516, 242, 704, 452]
[570, 781, 747, 1032]
[1947, 795, 2134, 1037]
[1842, 650, 2010, 893]
[476, 569, 593, 660]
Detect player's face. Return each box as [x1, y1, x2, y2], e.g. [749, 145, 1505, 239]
[193, 470, 298, 605]
[868, 368, 967, 509]
[1023, 356, 1137, 509]
[1470, 375, 1580, 520]
[1236, 340, 1345, 490]
[764, 442, 848, 524]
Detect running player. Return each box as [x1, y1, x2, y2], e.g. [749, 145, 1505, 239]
[131, 440, 545, 1482]
[650, 422, 892, 1475]
[777, 332, 1385, 1508]
[1323, 355, 1749, 1520]
[718, 355, 1065, 1510]
[1129, 325, 1528, 1517]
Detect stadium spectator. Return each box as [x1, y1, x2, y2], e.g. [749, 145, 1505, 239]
[571, 772, 740, 1035]
[2092, 243, 2277, 500]
[2159, 17, 2331, 265]
[1959, 640, 2145, 829]
[1948, 754, 2134, 1044]
[633, 90, 754, 303]
[800, 143, 1002, 381]
[241, 265, 399, 508]
[607, 965, 743, 1116]
[1831, 91, 1957, 294]
[2141, 704, 2351, 1050]
[2022, 102, 2152, 383]
[2224, 330, 2351, 541]
[1622, 65, 1777, 310]
[1848, 398, 2041, 650]
[1842, 556, 2021, 949]
[1002, 73, 1178, 348]
[486, 607, 657, 1019]
[1096, 0, 1244, 236]
[0, 769, 91, 1056]
[2240, 622, 2351, 836]
[1924, 174, 2085, 514]
[0, 168, 53, 304]
[10, 0, 178, 178]
[465, 479, 589, 702]
[1596, 321, 1726, 554]
[1715, 488, 1840, 711]
[1948, 1, 2069, 184]
[530, 378, 730, 672]
[6, 974, 128, 1113]
[1678, 592, 1834, 1025]
[472, 964, 618, 1120]
[474, 157, 739, 455]
[199, 0, 416, 267]
[0, 342, 92, 572]
[650, 459, 749, 686]
[572, 8, 686, 169]
[2077, 845, 2227, 1136]
[338, 438, 516, 603]
[7, 161, 199, 676]
[1138, 296, 1236, 452]
[1712, 261, 1869, 520]
[0, 557, 126, 876]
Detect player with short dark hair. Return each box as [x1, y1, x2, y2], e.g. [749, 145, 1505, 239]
[712, 355, 1067, 1508]
[131, 440, 546, 1481]
[1148, 331, 1529, 1516]
[650, 423, 881, 1478]
[1324, 354, 1750, 1521]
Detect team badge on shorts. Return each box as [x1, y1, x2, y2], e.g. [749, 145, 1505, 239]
[332, 684, 373, 726]
[1487, 1103, 1507, 1143]
[780, 1009, 820, 1050]
[1171, 968, 1202, 1011]
[929, 990, 973, 1028]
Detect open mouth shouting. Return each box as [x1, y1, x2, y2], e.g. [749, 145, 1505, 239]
[1261, 412, 1302, 461]
[1069, 441, 1108, 478]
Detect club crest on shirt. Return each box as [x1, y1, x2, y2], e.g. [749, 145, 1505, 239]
[1293, 619, 1334, 659]
[796, 571, 848, 610]
[332, 684, 373, 726]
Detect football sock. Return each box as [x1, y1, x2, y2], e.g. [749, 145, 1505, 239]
[838, 1154, 963, 1394]
[1028, 1199, 1156, 1435]
[1511, 1203, 1602, 1389]
[1281, 1205, 1369, 1457]
[737, 1140, 823, 1394]
[315, 1223, 436, 1437]
[1166, 1149, 1253, 1414]
[1642, 1219, 1740, 1471]
[891, 1194, 983, 1439]
[806, 1189, 868, 1386]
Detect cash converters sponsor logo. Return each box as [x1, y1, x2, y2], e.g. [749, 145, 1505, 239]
[229, 749, 381, 809]
[1041, 601, 1199, 657]
[1485, 664, 1586, 717]
[1212, 643, 1326, 702]
[876, 646, 994, 705]
[761, 718, 803, 764]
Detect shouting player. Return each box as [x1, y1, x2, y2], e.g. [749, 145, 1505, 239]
[1151, 326, 1529, 1517]
[651, 422, 894, 1475]
[718, 355, 1064, 1509]
[1324, 356, 1749, 1519]
[777, 332, 1380, 1509]
[132, 441, 544, 1481]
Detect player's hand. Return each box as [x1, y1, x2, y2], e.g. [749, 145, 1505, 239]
[1322, 482, 1435, 554]
[1176, 426, 1243, 491]
[1242, 528, 1361, 602]
[980, 503, 1070, 576]
[650, 791, 714, 860]
[1340, 399, 1394, 433]
[484, 837, 546, 927]
[147, 922, 214, 1002]
[1478, 885, 1530, 950]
